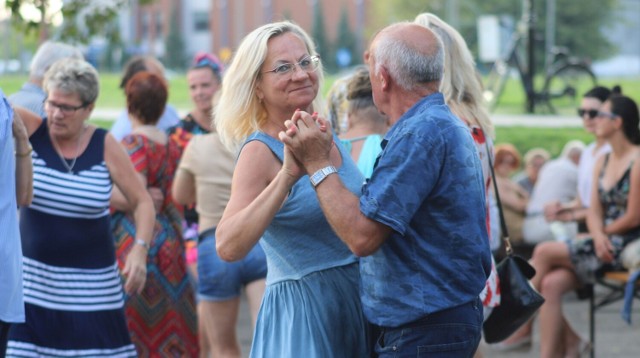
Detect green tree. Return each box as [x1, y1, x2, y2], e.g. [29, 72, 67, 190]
[164, 3, 186, 70]
[312, 1, 334, 71]
[369, 0, 616, 65]
[6, 0, 156, 44]
[334, 7, 357, 68]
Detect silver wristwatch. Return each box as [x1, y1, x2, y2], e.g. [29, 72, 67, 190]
[309, 166, 337, 187]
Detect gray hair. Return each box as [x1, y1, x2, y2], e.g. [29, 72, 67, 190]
[43, 58, 100, 105]
[371, 23, 445, 91]
[30, 41, 84, 80]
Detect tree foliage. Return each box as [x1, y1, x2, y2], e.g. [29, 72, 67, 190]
[368, 0, 617, 66]
[164, 2, 186, 70]
[6, 0, 156, 44]
[334, 6, 357, 68]
[312, 1, 334, 70]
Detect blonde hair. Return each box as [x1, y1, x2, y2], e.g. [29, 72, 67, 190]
[216, 21, 326, 150]
[326, 74, 352, 134]
[414, 13, 495, 139]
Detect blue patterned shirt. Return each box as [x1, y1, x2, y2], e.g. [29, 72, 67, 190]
[359, 92, 491, 327]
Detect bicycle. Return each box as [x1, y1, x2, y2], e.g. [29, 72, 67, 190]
[483, 0, 597, 114]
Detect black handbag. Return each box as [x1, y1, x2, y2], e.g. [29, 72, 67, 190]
[482, 143, 545, 344]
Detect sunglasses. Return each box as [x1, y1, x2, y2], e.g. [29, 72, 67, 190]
[596, 111, 618, 120]
[577, 108, 598, 119]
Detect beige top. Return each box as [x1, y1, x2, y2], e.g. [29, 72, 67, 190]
[178, 133, 235, 231]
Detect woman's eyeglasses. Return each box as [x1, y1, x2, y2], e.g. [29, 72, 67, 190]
[263, 56, 321, 77]
[577, 108, 598, 119]
[44, 99, 87, 116]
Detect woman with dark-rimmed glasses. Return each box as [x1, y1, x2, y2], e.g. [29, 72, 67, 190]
[502, 90, 640, 357]
[6, 58, 154, 358]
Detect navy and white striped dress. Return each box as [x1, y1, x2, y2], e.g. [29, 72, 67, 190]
[7, 119, 137, 357]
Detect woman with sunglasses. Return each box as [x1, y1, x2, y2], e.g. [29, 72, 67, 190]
[214, 21, 368, 357]
[544, 86, 618, 240]
[501, 91, 640, 357]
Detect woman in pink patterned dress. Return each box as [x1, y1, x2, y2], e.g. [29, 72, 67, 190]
[111, 72, 198, 357]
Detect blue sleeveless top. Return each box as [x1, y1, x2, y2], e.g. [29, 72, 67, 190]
[244, 132, 364, 285]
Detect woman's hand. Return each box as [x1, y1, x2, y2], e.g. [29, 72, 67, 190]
[12, 110, 29, 143]
[593, 233, 614, 263]
[280, 110, 334, 174]
[544, 201, 562, 221]
[147, 187, 164, 212]
[122, 243, 148, 295]
[281, 145, 305, 184]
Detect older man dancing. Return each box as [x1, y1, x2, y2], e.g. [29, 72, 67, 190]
[280, 22, 491, 357]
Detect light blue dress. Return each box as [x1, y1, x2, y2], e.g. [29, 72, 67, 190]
[340, 134, 383, 179]
[245, 132, 369, 358]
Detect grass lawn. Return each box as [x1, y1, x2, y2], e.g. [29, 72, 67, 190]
[4, 71, 637, 164]
[3, 72, 638, 112]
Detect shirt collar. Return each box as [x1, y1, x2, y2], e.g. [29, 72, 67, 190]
[384, 92, 445, 141]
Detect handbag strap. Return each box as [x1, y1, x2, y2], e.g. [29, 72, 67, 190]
[485, 141, 513, 256]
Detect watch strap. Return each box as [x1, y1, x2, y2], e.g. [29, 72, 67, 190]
[309, 166, 337, 187]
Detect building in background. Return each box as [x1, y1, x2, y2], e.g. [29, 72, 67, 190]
[118, 0, 370, 68]
[592, 0, 640, 76]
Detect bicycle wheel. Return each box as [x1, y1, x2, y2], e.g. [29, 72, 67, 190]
[483, 60, 510, 111]
[541, 62, 597, 115]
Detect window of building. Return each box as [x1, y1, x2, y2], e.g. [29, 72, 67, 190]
[141, 12, 150, 37]
[155, 11, 163, 35]
[193, 11, 209, 32]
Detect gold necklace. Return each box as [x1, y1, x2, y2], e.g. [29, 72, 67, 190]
[51, 127, 85, 174]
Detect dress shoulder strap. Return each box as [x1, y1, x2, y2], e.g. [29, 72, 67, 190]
[244, 132, 284, 162]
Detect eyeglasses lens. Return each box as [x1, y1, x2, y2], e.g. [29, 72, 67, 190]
[577, 108, 598, 119]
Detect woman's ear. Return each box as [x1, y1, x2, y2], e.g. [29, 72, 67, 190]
[255, 84, 264, 103]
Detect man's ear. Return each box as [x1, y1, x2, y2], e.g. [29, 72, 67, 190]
[379, 66, 390, 91]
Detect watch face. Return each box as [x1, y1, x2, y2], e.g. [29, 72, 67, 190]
[310, 166, 336, 187]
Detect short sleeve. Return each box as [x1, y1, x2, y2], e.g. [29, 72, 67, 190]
[178, 135, 199, 175]
[360, 131, 443, 235]
[120, 134, 148, 177]
[0, 89, 13, 140]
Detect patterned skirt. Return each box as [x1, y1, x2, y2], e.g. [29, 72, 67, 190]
[568, 234, 636, 285]
[112, 210, 198, 357]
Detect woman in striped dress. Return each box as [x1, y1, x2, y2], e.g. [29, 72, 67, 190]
[7, 59, 155, 357]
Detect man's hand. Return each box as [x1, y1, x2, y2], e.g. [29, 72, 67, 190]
[279, 110, 334, 174]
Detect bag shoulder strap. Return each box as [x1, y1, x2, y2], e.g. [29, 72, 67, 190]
[486, 141, 513, 256]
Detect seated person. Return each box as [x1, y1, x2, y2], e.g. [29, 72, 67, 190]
[523, 140, 585, 246]
[494, 144, 529, 246]
[501, 93, 640, 358]
[512, 147, 550, 195]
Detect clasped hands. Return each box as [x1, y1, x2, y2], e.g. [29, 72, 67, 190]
[278, 110, 334, 181]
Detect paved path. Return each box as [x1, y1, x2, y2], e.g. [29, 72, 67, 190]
[233, 286, 640, 357]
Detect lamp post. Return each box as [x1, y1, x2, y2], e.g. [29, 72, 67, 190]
[524, 0, 536, 113]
